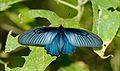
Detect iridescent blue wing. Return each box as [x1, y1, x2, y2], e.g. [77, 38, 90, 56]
[61, 34, 75, 54]
[45, 34, 62, 55]
[18, 27, 58, 45]
[64, 28, 103, 47]
[45, 32, 75, 55]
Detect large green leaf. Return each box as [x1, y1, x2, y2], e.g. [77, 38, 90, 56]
[6, 46, 57, 71]
[92, 0, 120, 71]
[5, 31, 20, 52]
[20, 10, 63, 26]
[92, 0, 120, 43]
[91, 0, 120, 59]
[20, 10, 80, 28]
[0, 0, 23, 11]
[5, 32, 57, 71]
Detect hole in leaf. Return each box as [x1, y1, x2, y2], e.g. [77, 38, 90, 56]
[107, 7, 115, 12]
[7, 47, 31, 68]
[104, 44, 106, 47]
[97, 9, 100, 14]
[35, 17, 51, 26]
[116, 6, 120, 11]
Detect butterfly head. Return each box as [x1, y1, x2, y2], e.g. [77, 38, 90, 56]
[58, 25, 64, 30]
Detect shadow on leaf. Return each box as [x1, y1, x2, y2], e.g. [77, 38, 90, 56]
[7, 46, 31, 69]
[45, 47, 113, 71]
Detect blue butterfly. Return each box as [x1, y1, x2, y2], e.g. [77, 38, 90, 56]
[18, 25, 103, 55]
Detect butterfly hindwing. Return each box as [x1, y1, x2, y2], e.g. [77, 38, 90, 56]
[45, 32, 76, 55]
[45, 34, 61, 55]
[61, 34, 75, 54]
[64, 28, 103, 47]
[18, 27, 58, 45]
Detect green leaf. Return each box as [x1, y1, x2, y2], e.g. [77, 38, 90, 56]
[92, 0, 120, 9]
[5, 5, 35, 30]
[5, 31, 57, 71]
[6, 46, 56, 71]
[91, 0, 120, 70]
[22, 46, 56, 71]
[20, 10, 63, 26]
[60, 19, 80, 28]
[92, 0, 120, 43]
[6, 31, 21, 52]
[20, 9, 80, 28]
[0, 0, 23, 11]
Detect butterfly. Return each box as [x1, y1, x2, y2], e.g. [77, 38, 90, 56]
[18, 25, 103, 55]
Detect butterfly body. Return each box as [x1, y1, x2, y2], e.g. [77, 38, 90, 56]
[18, 25, 103, 55]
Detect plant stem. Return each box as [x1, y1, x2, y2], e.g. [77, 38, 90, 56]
[55, 0, 88, 21]
[81, 0, 88, 5]
[56, 0, 77, 10]
[94, 41, 113, 59]
[75, 0, 84, 21]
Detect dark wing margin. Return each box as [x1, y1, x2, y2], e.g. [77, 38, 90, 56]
[18, 27, 58, 45]
[64, 28, 103, 47]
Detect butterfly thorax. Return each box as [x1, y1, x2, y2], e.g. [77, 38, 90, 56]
[57, 25, 65, 52]
[58, 25, 64, 31]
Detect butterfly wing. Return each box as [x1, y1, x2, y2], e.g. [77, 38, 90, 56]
[18, 27, 58, 45]
[64, 28, 103, 47]
[45, 34, 61, 55]
[45, 32, 76, 55]
[61, 34, 75, 54]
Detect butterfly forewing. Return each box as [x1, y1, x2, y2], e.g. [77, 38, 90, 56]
[64, 28, 103, 47]
[18, 27, 58, 45]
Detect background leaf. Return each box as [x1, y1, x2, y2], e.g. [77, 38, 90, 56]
[5, 31, 20, 52]
[91, 0, 120, 59]
[20, 9, 80, 28]
[92, 0, 120, 42]
[20, 10, 62, 26]
[0, 0, 23, 11]
[5, 32, 57, 71]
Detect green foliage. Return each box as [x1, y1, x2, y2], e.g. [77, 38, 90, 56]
[0, 0, 23, 11]
[6, 31, 20, 52]
[20, 10, 80, 28]
[0, 0, 120, 71]
[92, 0, 120, 42]
[5, 32, 56, 71]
